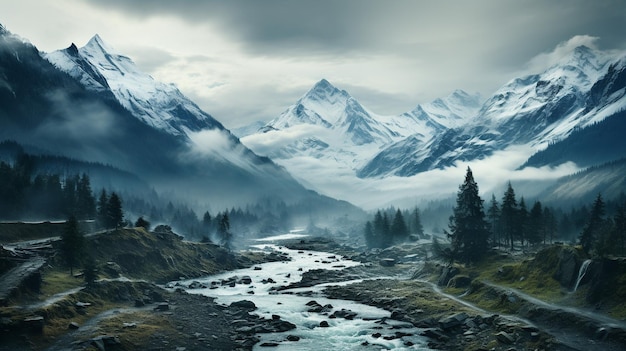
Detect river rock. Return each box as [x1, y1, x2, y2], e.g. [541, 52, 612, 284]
[319, 320, 330, 327]
[230, 300, 257, 311]
[421, 328, 449, 342]
[438, 312, 468, 330]
[379, 258, 396, 267]
[495, 331, 515, 344]
[330, 309, 357, 320]
[286, 335, 300, 341]
[68, 321, 80, 329]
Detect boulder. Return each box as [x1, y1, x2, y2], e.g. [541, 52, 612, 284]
[379, 258, 396, 267]
[553, 247, 579, 288]
[438, 312, 468, 330]
[495, 331, 515, 344]
[230, 300, 257, 311]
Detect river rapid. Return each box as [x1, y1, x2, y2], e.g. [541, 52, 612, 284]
[178, 234, 433, 350]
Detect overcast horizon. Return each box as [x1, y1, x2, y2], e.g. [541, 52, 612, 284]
[1, 0, 625, 129]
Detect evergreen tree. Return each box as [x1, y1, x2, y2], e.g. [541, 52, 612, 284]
[487, 194, 501, 247]
[77, 174, 96, 220]
[135, 216, 151, 231]
[391, 209, 409, 243]
[372, 210, 387, 248]
[410, 207, 425, 238]
[217, 212, 233, 250]
[527, 201, 544, 245]
[364, 221, 375, 248]
[543, 207, 558, 244]
[97, 189, 108, 229]
[501, 182, 518, 250]
[518, 197, 528, 247]
[579, 194, 605, 256]
[60, 216, 84, 276]
[615, 205, 626, 255]
[107, 192, 124, 229]
[447, 167, 489, 264]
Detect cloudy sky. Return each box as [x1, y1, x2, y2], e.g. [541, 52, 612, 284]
[1, 0, 625, 129]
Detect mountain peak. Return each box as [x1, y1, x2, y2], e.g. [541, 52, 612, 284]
[304, 78, 349, 102]
[85, 34, 116, 54]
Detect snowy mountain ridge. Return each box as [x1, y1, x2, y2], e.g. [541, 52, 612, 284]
[45, 35, 222, 137]
[243, 79, 482, 174]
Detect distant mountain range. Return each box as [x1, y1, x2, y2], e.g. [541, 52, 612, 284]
[239, 45, 626, 205]
[0, 24, 363, 220]
[1, 22, 624, 212]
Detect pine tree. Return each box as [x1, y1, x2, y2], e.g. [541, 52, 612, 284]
[61, 216, 84, 276]
[77, 174, 96, 220]
[447, 167, 489, 264]
[364, 221, 375, 248]
[518, 197, 528, 247]
[107, 192, 124, 229]
[217, 212, 232, 250]
[97, 189, 108, 229]
[487, 194, 501, 247]
[579, 194, 605, 256]
[527, 201, 544, 245]
[501, 182, 518, 250]
[391, 209, 409, 243]
[135, 216, 151, 231]
[410, 207, 425, 238]
[615, 205, 626, 256]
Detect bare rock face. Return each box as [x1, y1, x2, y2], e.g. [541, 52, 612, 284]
[553, 246, 580, 288]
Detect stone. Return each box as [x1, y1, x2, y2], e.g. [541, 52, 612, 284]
[23, 316, 44, 333]
[421, 328, 449, 342]
[319, 321, 329, 327]
[438, 312, 468, 330]
[68, 321, 80, 329]
[230, 300, 257, 310]
[155, 302, 169, 311]
[495, 331, 515, 344]
[379, 258, 396, 267]
[260, 342, 279, 347]
[286, 335, 300, 341]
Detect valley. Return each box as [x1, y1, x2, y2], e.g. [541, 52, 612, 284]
[1, 4, 626, 351]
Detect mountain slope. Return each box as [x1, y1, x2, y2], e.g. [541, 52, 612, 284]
[45, 35, 221, 137]
[359, 45, 625, 178]
[244, 80, 481, 176]
[0, 25, 365, 216]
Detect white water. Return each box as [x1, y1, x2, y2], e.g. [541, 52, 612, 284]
[573, 259, 592, 292]
[177, 241, 432, 350]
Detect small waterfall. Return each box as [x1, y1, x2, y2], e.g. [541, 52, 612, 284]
[573, 259, 592, 292]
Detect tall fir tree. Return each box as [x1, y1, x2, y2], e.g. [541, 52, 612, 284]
[579, 194, 605, 256]
[391, 209, 409, 243]
[61, 216, 84, 276]
[487, 194, 501, 247]
[447, 167, 489, 264]
[107, 192, 124, 229]
[501, 182, 518, 250]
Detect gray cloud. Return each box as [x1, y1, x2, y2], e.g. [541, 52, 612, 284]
[82, 1, 626, 58]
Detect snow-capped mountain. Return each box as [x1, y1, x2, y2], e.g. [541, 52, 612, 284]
[242, 79, 481, 174]
[359, 45, 626, 178]
[45, 35, 221, 137]
[0, 26, 366, 214]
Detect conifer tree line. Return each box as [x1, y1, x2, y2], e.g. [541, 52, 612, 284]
[363, 206, 425, 249]
[371, 167, 626, 265]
